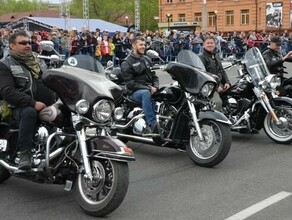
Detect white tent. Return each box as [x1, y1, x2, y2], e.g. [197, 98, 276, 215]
[5, 16, 128, 33]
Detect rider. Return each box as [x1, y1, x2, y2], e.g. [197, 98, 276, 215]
[0, 30, 54, 170]
[121, 35, 159, 133]
[199, 36, 231, 111]
[262, 35, 292, 96]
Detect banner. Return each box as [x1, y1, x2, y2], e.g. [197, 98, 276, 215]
[266, 2, 283, 28]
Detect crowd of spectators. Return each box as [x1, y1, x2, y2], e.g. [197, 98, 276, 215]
[0, 26, 292, 66]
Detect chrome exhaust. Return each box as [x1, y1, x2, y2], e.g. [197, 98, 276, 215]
[0, 160, 17, 172]
[117, 133, 155, 144]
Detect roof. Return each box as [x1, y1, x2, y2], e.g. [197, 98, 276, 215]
[4, 16, 127, 33]
[0, 10, 61, 22]
[30, 17, 127, 33]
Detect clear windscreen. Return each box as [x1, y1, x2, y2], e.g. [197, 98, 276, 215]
[244, 47, 270, 86]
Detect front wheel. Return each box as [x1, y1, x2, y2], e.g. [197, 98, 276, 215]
[0, 165, 11, 183]
[264, 106, 292, 144]
[186, 120, 232, 167]
[74, 159, 129, 217]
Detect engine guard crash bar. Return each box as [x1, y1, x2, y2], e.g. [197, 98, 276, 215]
[0, 145, 69, 174]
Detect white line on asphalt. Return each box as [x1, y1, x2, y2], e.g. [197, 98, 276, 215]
[225, 191, 292, 220]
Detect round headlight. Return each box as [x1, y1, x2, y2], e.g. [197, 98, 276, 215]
[114, 107, 124, 120]
[92, 100, 114, 123]
[75, 99, 90, 114]
[270, 76, 281, 89]
[201, 83, 215, 97]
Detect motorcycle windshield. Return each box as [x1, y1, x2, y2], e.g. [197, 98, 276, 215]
[63, 55, 105, 75]
[166, 50, 216, 94]
[42, 65, 123, 112]
[177, 50, 206, 71]
[244, 47, 270, 87]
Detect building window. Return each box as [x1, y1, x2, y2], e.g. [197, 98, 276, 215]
[208, 12, 216, 27]
[241, 9, 249, 25]
[178, 13, 186, 22]
[179, 0, 185, 2]
[259, 7, 261, 25]
[226, 10, 234, 26]
[166, 0, 173, 3]
[194, 13, 202, 22]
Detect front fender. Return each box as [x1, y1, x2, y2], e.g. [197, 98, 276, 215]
[86, 136, 135, 162]
[272, 96, 292, 108]
[198, 110, 232, 125]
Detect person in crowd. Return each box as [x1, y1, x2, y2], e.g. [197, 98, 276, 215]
[191, 31, 203, 55]
[112, 32, 124, 65]
[60, 30, 71, 59]
[1, 29, 10, 60]
[30, 35, 39, 53]
[100, 35, 111, 65]
[0, 30, 55, 170]
[199, 36, 231, 111]
[108, 36, 115, 62]
[121, 36, 159, 133]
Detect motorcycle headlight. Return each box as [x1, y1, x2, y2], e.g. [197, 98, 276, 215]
[201, 83, 215, 97]
[264, 75, 281, 89]
[113, 107, 124, 120]
[92, 100, 114, 123]
[75, 99, 90, 115]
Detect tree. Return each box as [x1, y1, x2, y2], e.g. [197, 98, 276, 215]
[70, 0, 159, 31]
[0, 0, 47, 15]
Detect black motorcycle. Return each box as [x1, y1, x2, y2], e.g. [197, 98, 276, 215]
[109, 50, 232, 167]
[222, 47, 292, 144]
[0, 41, 134, 217]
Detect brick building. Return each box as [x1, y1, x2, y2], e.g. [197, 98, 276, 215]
[158, 0, 290, 33]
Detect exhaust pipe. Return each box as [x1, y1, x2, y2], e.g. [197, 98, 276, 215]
[117, 133, 155, 144]
[0, 160, 17, 172]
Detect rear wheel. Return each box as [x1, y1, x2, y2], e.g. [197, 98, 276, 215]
[75, 159, 129, 217]
[186, 120, 231, 167]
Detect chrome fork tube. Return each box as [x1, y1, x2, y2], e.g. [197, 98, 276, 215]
[76, 128, 93, 180]
[185, 92, 203, 141]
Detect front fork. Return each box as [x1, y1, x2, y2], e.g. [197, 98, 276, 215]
[72, 114, 93, 180]
[185, 92, 204, 141]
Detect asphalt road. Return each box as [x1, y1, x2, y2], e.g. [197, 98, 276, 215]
[1, 61, 292, 220]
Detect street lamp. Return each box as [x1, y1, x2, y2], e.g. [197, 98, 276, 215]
[125, 16, 129, 27]
[214, 10, 218, 32]
[166, 13, 172, 31]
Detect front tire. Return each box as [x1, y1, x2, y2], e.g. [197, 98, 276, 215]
[264, 106, 292, 144]
[186, 120, 231, 167]
[75, 159, 129, 217]
[0, 165, 11, 183]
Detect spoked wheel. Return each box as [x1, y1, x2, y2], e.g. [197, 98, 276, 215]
[186, 120, 231, 167]
[264, 106, 292, 144]
[75, 159, 129, 217]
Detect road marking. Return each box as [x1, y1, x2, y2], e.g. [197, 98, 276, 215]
[225, 191, 292, 220]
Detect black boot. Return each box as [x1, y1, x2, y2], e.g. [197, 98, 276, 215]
[18, 151, 31, 170]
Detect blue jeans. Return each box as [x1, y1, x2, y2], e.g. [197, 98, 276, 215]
[130, 89, 156, 127]
[13, 107, 37, 152]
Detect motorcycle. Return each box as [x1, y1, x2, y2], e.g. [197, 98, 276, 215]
[109, 50, 232, 167]
[222, 47, 292, 144]
[0, 41, 134, 217]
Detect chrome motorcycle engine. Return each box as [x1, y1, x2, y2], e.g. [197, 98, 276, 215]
[225, 97, 238, 114]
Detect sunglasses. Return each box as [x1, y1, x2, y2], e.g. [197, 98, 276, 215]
[17, 41, 31, 45]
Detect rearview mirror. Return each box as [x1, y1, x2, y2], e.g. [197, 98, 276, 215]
[39, 41, 54, 52]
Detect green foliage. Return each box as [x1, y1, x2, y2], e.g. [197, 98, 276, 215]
[70, 0, 159, 31]
[0, 0, 46, 15]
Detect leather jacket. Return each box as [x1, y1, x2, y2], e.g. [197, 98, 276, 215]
[0, 54, 49, 108]
[199, 49, 231, 86]
[262, 47, 292, 76]
[121, 52, 159, 93]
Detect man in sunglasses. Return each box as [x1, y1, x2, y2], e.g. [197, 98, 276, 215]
[0, 30, 54, 170]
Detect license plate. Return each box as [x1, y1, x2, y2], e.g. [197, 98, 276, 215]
[0, 139, 7, 152]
